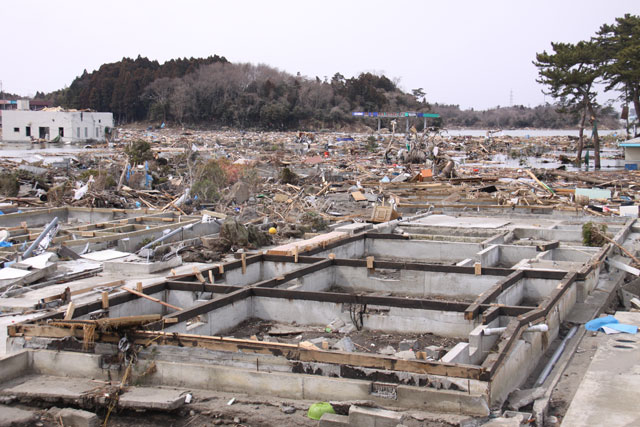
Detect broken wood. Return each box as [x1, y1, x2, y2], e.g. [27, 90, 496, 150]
[124, 288, 182, 311]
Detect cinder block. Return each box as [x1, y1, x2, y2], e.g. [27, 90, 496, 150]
[318, 412, 349, 426]
[349, 406, 404, 427]
[58, 408, 99, 427]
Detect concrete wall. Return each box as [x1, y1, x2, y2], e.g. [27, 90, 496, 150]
[164, 298, 252, 336]
[365, 239, 481, 262]
[312, 239, 366, 259]
[0, 350, 31, 383]
[333, 265, 501, 299]
[490, 281, 578, 406]
[624, 146, 640, 161]
[252, 297, 475, 337]
[222, 260, 308, 287]
[75, 290, 168, 319]
[2, 110, 113, 142]
[279, 267, 334, 292]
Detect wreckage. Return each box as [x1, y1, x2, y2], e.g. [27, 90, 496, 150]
[0, 127, 639, 425]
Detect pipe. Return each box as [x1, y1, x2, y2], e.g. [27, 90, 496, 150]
[483, 324, 549, 336]
[139, 222, 196, 251]
[23, 217, 59, 259]
[534, 325, 578, 387]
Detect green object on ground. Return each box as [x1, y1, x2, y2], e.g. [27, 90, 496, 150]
[307, 402, 335, 420]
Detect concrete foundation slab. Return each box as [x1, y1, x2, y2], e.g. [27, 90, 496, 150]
[118, 386, 187, 410]
[562, 311, 640, 427]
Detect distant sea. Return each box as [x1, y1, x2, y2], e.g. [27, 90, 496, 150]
[444, 129, 626, 137]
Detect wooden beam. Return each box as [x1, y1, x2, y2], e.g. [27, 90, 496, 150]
[64, 302, 75, 320]
[123, 288, 182, 311]
[465, 270, 524, 320]
[101, 291, 109, 309]
[536, 241, 560, 252]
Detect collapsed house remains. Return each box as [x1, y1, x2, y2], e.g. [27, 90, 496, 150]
[0, 127, 639, 425]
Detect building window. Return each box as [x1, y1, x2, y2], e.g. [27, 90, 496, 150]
[77, 127, 80, 138]
[59, 127, 64, 137]
[84, 127, 88, 138]
[13, 127, 19, 133]
[95, 127, 99, 137]
[26, 126, 31, 137]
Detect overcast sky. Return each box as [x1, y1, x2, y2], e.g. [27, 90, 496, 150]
[3, 1, 638, 110]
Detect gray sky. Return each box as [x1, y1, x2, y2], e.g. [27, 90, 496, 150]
[3, 0, 638, 110]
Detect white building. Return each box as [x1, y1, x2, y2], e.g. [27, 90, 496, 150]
[2, 109, 114, 142]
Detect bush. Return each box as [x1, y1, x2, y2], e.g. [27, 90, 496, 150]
[0, 173, 19, 197]
[125, 140, 153, 164]
[192, 159, 227, 202]
[280, 167, 298, 184]
[582, 222, 608, 247]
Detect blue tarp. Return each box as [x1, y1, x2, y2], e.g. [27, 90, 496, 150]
[585, 315, 637, 334]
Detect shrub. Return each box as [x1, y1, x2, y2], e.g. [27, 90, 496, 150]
[125, 140, 153, 164]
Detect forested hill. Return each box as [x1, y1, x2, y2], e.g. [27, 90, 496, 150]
[40, 56, 620, 130]
[46, 55, 228, 122]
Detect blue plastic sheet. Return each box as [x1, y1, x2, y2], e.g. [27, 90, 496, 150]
[606, 323, 638, 334]
[0, 241, 11, 247]
[585, 315, 618, 331]
[585, 315, 637, 334]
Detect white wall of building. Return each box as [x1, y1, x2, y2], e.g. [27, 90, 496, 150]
[1, 111, 114, 142]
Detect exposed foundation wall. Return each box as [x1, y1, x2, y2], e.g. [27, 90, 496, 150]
[279, 267, 335, 292]
[489, 281, 578, 406]
[75, 291, 168, 319]
[441, 319, 500, 365]
[222, 260, 311, 287]
[0, 208, 70, 228]
[333, 265, 501, 299]
[0, 350, 30, 383]
[251, 297, 476, 337]
[364, 239, 481, 262]
[312, 239, 366, 259]
[164, 298, 252, 336]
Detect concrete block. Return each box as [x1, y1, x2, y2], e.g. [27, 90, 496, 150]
[393, 350, 416, 360]
[333, 337, 355, 352]
[349, 406, 404, 427]
[118, 387, 186, 410]
[0, 405, 37, 427]
[319, 412, 349, 426]
[425, 345, 445, 359]
[378, 345, 396, 355]
[58, 408, 99, 427]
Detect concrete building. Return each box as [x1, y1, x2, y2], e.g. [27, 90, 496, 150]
[1, 109, 113, 142]
[620, 136, 640, 163]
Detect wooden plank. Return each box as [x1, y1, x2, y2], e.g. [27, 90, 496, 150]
[366, 256, 374, 270]
[101, 291, 109, 309]
[70, 279, 124, 297]
[464, 270, 523, 320]
[525, 169, 555, 195]
[351, 191, 366, 201]
[121, 331, 487, 380]
[536, 241, 560, 252]
[124, 288, 182, 311]
[63, 302, 75, 320]
[474, 262, 482, 275]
